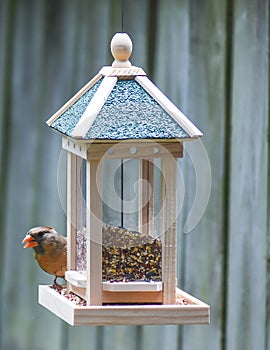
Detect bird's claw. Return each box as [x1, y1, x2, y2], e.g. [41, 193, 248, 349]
[52, 277, 63, 292]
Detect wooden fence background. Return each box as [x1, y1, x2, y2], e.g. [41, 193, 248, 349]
[0, 0, 269, 349]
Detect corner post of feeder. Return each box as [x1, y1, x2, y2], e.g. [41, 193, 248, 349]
[86, 158, 103, 306]
[161, 156, 177, 304]
[66, 151, 80, 271]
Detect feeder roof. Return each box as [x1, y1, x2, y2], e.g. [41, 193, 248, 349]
[46, 33, 202, 142]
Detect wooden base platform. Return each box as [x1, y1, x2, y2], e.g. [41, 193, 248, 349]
[38, 285, 210, 326]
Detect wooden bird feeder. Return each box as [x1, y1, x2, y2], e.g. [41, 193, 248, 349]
[39, 33, 210, 326]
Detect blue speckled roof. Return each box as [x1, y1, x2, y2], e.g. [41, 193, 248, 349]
[50, 78, 190, 140]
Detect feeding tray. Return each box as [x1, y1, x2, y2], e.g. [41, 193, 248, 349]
[39, 286, 209, 326]
[39, 32, 210, 325]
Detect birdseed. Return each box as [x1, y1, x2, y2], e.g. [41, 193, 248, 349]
[76, 224, 162, 281]
[50, 284, 87, 306]
[50, 284, 191, 306]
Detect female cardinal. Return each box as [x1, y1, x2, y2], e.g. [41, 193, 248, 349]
[22, 226, 67, 285]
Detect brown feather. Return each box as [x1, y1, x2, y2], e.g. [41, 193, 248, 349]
[22, 226, 67, 279]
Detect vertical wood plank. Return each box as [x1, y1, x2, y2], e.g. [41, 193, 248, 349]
[226, 0, 269, 349]
[140, 325, 178, 350]
[153, 3, 191, 348]
[65, 327, 99, 350]
[0, 1, 66, 349]
[102, 326, 138, 350]
[179, 1, 228, 349]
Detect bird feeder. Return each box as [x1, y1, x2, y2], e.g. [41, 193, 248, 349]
[39, 33, 210, 326]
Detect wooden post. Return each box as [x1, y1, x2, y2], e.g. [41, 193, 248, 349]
[139, 159, 154, 235]
[66, 151, 82, 271]
[86, 159, 103, 305]
[161, 156, 177, 304]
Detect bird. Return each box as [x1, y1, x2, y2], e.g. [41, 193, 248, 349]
[22, 226, 67, 286]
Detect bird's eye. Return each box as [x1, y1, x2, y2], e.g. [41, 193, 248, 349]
[36, 231, 46, 238]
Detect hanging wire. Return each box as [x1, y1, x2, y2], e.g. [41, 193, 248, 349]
[120, 0, 125, 226]
[121, 0, 125, 32]
[120, 159, 124, 227]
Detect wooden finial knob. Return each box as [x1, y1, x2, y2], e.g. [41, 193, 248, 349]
[111, 33, 132, 68]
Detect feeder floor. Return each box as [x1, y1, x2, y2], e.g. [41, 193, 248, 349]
[38, 285, 210, 326]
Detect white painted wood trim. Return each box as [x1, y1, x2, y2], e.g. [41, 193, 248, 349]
[62, 137, 88, 159]
[66, 152, 83, 271]
[71, 76, 117, 138]
[87, 141, 183, 160]
[102, 281, 163, 292]
[99, 66, 147, 77]
[38, 285, 210, 326]
[46, 73, 102, 126]
[65, 271, 162, 292]
[65, 270, 87, 288]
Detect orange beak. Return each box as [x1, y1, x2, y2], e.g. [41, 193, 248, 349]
[22, 234, 38, 248]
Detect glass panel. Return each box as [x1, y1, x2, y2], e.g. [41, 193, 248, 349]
[153, 158, 163, 238]
[101, 158, 162, 282]
[122, 159, 139, 230]
[102, 158, 140, 230]
[72, 156, 163, 282]
[102, 159, 122, 226]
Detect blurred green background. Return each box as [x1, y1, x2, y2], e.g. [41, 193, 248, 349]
[0, 0, 269, 349]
